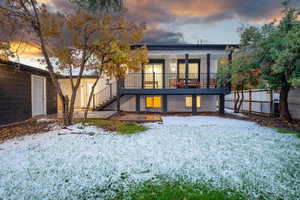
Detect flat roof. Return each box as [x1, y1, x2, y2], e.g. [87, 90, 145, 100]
[133, 44, 239, 51]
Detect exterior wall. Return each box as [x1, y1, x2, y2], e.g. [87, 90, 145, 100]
[104, 95, 136, 112]
[57, 77, 113, 112]
[168, 95, 217, 112]
[288, 88, 300, 120]
[0, 63, 57, 126]
[105, 94, 218, 113]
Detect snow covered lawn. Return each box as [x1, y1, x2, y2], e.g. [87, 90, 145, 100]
[0, 117, 299, 200]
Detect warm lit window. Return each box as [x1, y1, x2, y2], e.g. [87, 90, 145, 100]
[185, 96, 201, 108]
[146, 96, 161, 108]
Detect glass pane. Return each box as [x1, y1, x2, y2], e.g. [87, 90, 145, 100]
[153, 96, 161, 108]
[185, 96, 192, 107]
[153, 64, 163, 89]
[146, 97, 153, 108]
[146, 96, 161, 108]
[189, 63, 198, 79]
[179, 63, 198, 79]
[197, 96, 201, 108]
[179, 64, 185, 78]
[144, 64, 163, 88]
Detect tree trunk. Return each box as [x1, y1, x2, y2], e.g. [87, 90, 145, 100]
[234, 90, 240, 113]
[84, 77, 101, 121]
[62, 95, 71, 126]
[237, 89, 244, 113]
[279, 87, 292, 121]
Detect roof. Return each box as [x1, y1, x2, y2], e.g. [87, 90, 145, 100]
[133, 44, 239, 51]
[0, 59, 50, 76]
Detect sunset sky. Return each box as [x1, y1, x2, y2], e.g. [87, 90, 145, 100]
[9, 0, 300, 68]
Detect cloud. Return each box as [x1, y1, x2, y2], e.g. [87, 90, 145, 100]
[127, 0, 300, 24]
[144, 29, 184, 44]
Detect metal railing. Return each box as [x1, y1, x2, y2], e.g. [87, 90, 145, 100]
[93, 81, 117, 109]
[121, 73, 220, 89]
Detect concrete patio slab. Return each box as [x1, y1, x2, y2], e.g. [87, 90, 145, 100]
[115, 113, 162, 123]
[44, 111, 117, 120]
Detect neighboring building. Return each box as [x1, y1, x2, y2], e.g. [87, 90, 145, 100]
[65, 44, 234, 114]
[288, 88, 300, 120]
[57, 76, 114, 113]
[0, 60, 57, 126]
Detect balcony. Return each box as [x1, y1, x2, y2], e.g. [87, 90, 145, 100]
[119, 73, 230, 95]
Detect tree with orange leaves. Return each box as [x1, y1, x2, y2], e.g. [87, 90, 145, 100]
[0, 0, 146, 125]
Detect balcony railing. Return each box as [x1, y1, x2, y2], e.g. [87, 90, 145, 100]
[121, 73, 221, 89]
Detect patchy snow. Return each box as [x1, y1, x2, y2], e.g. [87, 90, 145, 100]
[225, 108, 248, 118]
[0, 117, 299, 200]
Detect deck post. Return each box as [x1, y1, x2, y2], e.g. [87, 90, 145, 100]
[136, 95, 140, 112]
[163, 95, 168, 113]
[141, 67, 144, 89]
[207, 54, 211, 88]
[192, 95, 197, 114]
[185, 54, 189, 88]
[116, 79, 121, 112]
[219, 94, 225, 115]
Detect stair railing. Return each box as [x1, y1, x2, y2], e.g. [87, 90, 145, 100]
[93, 81, 117, 109]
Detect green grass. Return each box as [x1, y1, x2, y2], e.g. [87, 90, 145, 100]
[114, 180, 246, 200]
[276, 128, 300, 139]
[78, 119, 148, 134]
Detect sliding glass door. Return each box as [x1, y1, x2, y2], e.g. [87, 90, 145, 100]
[178, 62, 200, 79]
[143, 63, 163, 89]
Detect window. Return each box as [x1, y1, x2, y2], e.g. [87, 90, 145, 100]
[185, 96, 201, 108]
[146, 96, 161, 108]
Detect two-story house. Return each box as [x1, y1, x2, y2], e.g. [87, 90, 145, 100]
[90, 44, 235, 115]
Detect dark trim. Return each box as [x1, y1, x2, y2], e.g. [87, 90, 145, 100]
[192, 95, 197, 114]
[198, 60, 201, 82]
[141, 65, 145, 89]
[120, 88, 230, 95]
[136, 95, 140, 112]
[163, 95, 168, 113]
[132, 44, 239, 51]
[219, 94, 225, 115]
[116, 80, 121, 112]
[207, 54, 210, 89]
[185, 54, 189, 88]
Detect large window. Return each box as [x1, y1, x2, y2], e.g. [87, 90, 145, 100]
[144, 63, 163, 89]
[178, 60, 200, 79]
[185, 96, 201, 108]
[146, 96, 161, 108]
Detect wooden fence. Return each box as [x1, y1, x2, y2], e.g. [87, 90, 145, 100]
[225, 89, 276, 115]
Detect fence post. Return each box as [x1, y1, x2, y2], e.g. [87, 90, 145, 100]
[117, 79, 121, 112]
[249, 90, 252, 113]
[270, 90, 273, 117]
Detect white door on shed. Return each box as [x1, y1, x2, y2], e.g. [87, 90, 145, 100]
[32, 75, 46, 117]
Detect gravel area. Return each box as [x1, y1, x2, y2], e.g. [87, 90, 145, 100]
[0, 116, 299, 200]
